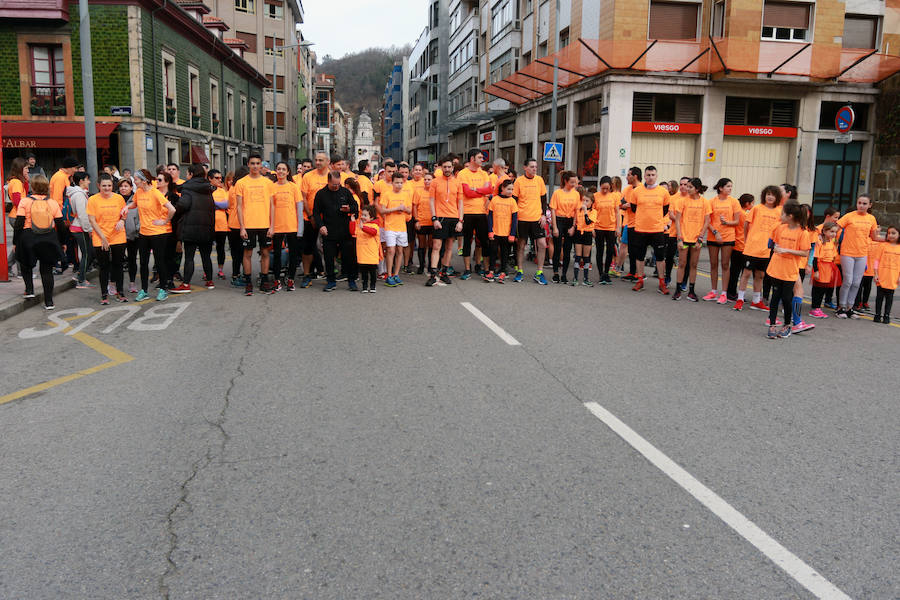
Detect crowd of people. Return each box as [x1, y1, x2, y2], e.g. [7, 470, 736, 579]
[5, 148, 899, 338]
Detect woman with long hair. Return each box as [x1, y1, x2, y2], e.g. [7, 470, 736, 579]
[127, 169, 176, 301]
[86, 173, 128, 304]
[12, 174, 67, 308]
[6, 157, 29, 278]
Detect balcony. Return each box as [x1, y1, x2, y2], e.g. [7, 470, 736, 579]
[30, 85, 66, 116]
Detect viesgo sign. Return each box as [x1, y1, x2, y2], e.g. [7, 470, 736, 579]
[724, 125, 797, 138]
[632, 122, 702, 134]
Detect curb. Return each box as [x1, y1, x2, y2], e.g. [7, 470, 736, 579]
[0, 272, 96, 322]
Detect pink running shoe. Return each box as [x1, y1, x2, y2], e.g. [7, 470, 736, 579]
[716, 293, 728, 304]
[808, 308, 828, 319]
[702, 291, 718, 301]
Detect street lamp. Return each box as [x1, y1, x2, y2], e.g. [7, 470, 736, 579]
[272, 40, 314, 164]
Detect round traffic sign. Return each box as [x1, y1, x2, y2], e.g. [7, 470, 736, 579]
[835, 105, 855, 133]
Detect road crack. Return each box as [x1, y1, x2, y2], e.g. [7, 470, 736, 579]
[157, 308, 267, 599]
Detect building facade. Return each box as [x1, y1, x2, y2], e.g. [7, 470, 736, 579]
[382, 61, 404, 160]
[313, 72, 335, 155]
[400, 0, 900, 218]
[0, 0, 267, 175]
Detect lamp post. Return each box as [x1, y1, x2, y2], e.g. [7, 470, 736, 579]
[272, 40, 314, 164]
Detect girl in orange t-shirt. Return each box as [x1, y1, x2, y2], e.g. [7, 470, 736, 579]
[873, 226, 900, 323]
[572, 189, 594, 286]
[766, 202, 812, 338]
[672, 178, 711, 302]
[549, 171, 580, 283]
[704, 178, 742, 304]
[809, 222, 839, 319]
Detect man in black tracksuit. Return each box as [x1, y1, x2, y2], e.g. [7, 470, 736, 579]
[313, 170, 359, 291]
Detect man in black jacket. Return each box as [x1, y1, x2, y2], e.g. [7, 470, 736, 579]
[171, 164, 215, 293]
[314, 171, 359, 292]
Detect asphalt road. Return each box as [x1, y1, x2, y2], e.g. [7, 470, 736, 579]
[1, 262, 897, 599]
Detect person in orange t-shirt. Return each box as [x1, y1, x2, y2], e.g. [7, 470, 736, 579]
[765, 202, 812, 338]
[837, 194, 881, 317]
[665, 177, 690, 288]
[271, 161, 304, 290]
[235, 154, 276, 295]
[412, 171, 434, 274]
[809, 221, 839, 318]
[209, 169, 230, 280]
[353, 204, 382, 292]
[12, 174, 66, 308]
[426, 157, 464, 285]
[738, 185, 782, 311]
[550, 170, 580, 283]
[621, 167, 643, 279]
[457, 149, 493, 278]
[873, 225, 900, 323]
[128, 169, 177, 301]
[484, 179, 518, 283]
[671, 178, 711, 302]
[572, 189, 595, 286]
[629, 165, 671, 294]
[728, 194, 755, 308]
[299, 152, 331, 285]
[378, 172, 413, 285]
[704, 178, 742, 304]
[87, 173, 128, 304]
[592, 176, 620, 285]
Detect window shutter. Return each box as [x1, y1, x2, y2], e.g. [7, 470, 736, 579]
[649, 2, 699, 40]
[842, 16, 877, 49]
[724, 97, 747, 125]
[236, 31, 257, 53]
[633, 93, 654, 121]
[763, 2, 810, 29]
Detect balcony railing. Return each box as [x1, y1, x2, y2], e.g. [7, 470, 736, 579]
[30, 85, 66, 116]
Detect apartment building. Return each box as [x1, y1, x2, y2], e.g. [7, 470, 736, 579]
[313, 72, 335, 155]
[207, 0, 305, 164]
[403, 0, 900, 216]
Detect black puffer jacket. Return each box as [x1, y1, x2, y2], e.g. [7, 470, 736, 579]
[176, 177, 215, 244]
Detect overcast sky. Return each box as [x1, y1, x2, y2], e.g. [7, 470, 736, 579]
[300, 0, 427, 59]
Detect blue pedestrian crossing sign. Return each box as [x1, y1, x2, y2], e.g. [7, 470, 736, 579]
[543, 142, 563, 163]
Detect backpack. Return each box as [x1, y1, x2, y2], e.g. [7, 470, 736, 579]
[61, 188, 76, 226]
[29, 195, 55, 234]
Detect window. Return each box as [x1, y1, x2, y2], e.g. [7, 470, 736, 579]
[316, 91, 329, 127]
[269, 74, 285, 91]
[725, 97, 797, 126]
[558, 27, 569, 49]
[819, 102, 869, 130]
[489, 49, 513, 84]
[450, 8, 461, 32]
[499, 120, 516, 141]
[538, 107, 567, 133]
[761, 1, 811, 41]
[251, 101, 258, 139]
[577, 135, 600, 179]
[633, 93, 702, 122]
[188, 67, 200, 127]
[711, 0, 725, 37]
[240, 95, 247, 139]
[491, 0, 514, 37]
[162, 51, 176, 122]
[431, 2, 439, 28]
[265, 36, 284, 56]
[524, 0, 533, 14]
[29, 44, 65, 114]
[450, 34, 476, 74]
[235, 0, 255, 13]
[236, 31, 257, 53]
[430, 74, 439, 100]
[537, 42, 548, 58]
[522, 50, 531, 66]
[226, 87, 234, 137]
[649, 2, 700, 40]
[264, 0, 283, 19]
[449, 79, 475, 115]
[577, 97, 604, 126]
[843, 15, 878, 49]
[210, 78, 220, 132]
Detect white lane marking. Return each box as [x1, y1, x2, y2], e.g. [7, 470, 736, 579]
[583, 401, 851, 600]
[460, 302, 521, 346]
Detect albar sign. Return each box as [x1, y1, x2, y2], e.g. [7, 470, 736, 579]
[4, 139, 36, 148]
[631, 122, 703, 134]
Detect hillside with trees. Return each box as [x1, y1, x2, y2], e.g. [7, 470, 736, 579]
[318, 46, 411, 137]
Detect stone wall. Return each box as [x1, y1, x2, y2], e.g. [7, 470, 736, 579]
[871, 74, 900, 225]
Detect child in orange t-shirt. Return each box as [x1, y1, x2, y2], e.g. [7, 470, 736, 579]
[809, 222, 839, 319]
[766, 202, 812, 338]
[353, 205, 382, 293]
[573, 190, 595, 286]
[485, 179, 518, 283]
[873, 225, 900, 323]
[853, 237, 880, 312]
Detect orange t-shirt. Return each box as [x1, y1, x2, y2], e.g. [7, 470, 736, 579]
[591, 191, 619, 231]
[457, 167, 491, 215]
[488, 195, 518, 237]
[7, 178, 26, 219]
[413, 185, 432, 224]
[793, 229, 814, 270]
[234, 175, 273, 230]
[356, 174, 374, 203]
[301, 169, 330, 221]
[227, 186, 240, 229]
[622, 184, 642, 228]
[550, 188, 580, 219]
[815, 237, 837, 264]
[743, 204, 782, 259]
[708, 195, 742, 242]
[490, 172, 511, 195]
[17, 194, 62, 230]
[837, 211, 878, 257]
[49, 169, 69, 207]
[862, 238, 879, 276]
[213, 188, 229, 232]
[379, 188, 413, 232]
[355, 222, 381, 265]
[134, 187, 172, 236]
[677, 196, 712, 243]
[668, 193, 687, 238]
[874, 242, 900, 290]
[632, 185, 670, 233]
[87, 193, 127, 246]
[734, 208, 749, 252]
[431, 176, 463, 219]
[272, 180, 302, 233]
[513, 175, 547, 222]
[575, 206, 593, 233]
[766, 223, 811, 281]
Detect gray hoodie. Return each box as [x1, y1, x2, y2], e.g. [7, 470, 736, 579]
[123, 196, 140, 240]
[66, 185, 91, 232]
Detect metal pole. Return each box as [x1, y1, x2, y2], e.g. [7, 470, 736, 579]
[837, 142, 847, 212]
[79, 0, 99, 191]
[272, 47, 277, 164]
[547, 57, 559, 197]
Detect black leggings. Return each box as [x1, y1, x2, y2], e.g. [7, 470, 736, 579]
[875, 286, 894, 317]
[664, 236, 678, 281]
[228, 229, 243, 278]
[22, 235, 60, 304]
[126, 238, 138, 282]
[183, 241, 212, 285]
[626, 226, 637, 275]
[138, 233, 169, 292]
[553, 216, 575, 277]
[166, 232, 180, 283]
[594, 230, 617, 275]
[811, 285, 828, 310]
[272, 232, 300, 280]
[461, 214, 489, 259]
[855, 275, 873, 306]
[215, 231, 228, 268]
[96, 243, 125, 297]
[768, 277, 794, 326]
[488, 237, 511, 273]
[360, 264, 377, 288]
[728, 250, 745, 297]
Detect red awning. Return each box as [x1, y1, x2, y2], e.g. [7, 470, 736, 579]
[183, 145, 211, 164]
[1, 122, 119, 149]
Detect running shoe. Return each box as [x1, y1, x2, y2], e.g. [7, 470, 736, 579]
[777, 325, 792, 338]
[513, 270, 523, 283]
[496, 272, 506, 284]
[848, 309, 860, 319]
[273, 280, 283, 292]
[568, 278, 577, 286]
[44, 303, 55, 310]
[483, 271, 495, 282]
[862, 302, 871, 312]
[622, 274, 636, 282]
[171, 283, 191, 294]
[244, 282, 253, 296]
[300, 276, 312, 288]
[608, 268, 621, 278]
[416, 265, 425, 275]
[533, 272, 548, 285]
[672, 289, 682, 301]
[100, 297, 110, 305]
[369, 286, 377, 293]
[217, 269, 226, 279]
[395, 276, 404, 285]
[446, 266, 458, 276]
[824, 301, 838, 310]
[702, 291, 718, 301]
[206, 281, 215, 290]
[115, 293, 129, 303]
[324, 281, 337, 292]
[128, 282, 138, 293]
[687, 291, 699, 302]
[632, 278, 644, 292]
[767, 326, 778, 339]
[384, 276, 397, 287]
[135, 290, 149, 301]
[716, 293, 728, 304]
[809, 308, 828, 318]
[733, 299, 744, 311]
[457, 248, 463, 256]
[76, 281, 94, 289]
[377, 272, 388, 280]
[791, 321, 815, 334]
[749, 301, 768, 311]
[560, 276, 569, 285]
[286, 279, 295, 291]
[657, 280, 669, 295]
[765, 318, 784, 326]
[460, 270, 472, 280]
[361, 287, 369, 294]
[336, 274, 348, 282]
[24, 291, 36, 299]
[440, 272, 452, 285]
[552, 273, 560, 283]
[582, 279, 593, 287]
[426, 275, 437, 287]
[348, 281, 359, 292]
[884, 316, 891, 324]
